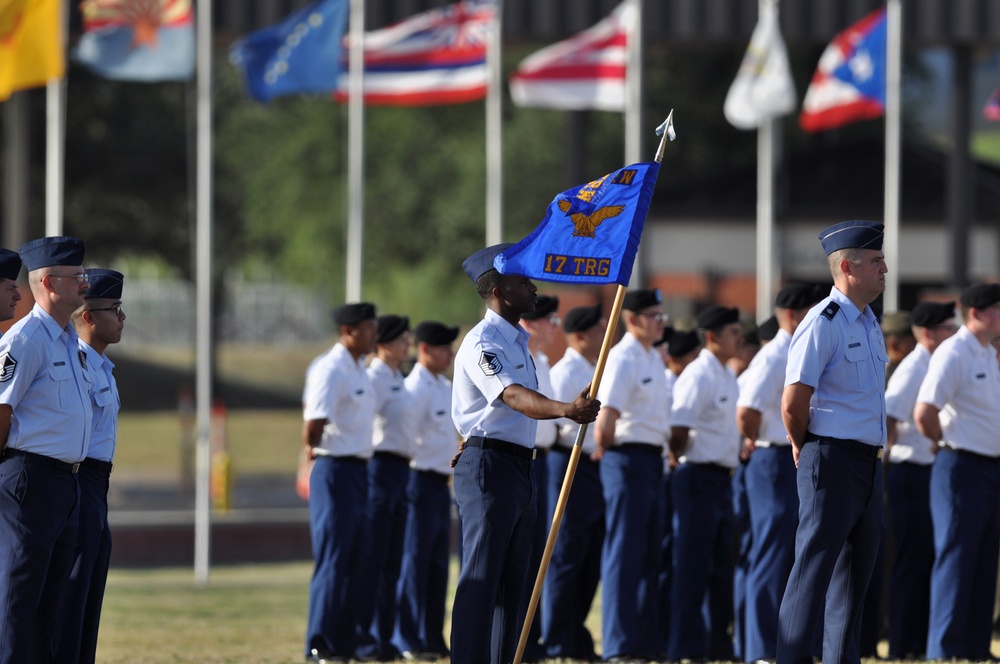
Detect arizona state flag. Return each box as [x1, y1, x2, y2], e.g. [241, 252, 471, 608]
[0, 0, 64, 101]
[495, 162, 660, 286]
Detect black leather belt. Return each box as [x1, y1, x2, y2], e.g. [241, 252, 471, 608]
[939, 445, 1000, 465]
[2, 448, 80, 474]
[322, 455, 367, 465]
[417, 469, 451, 484]
[465, 436, 536, 460]
[81, 457, 114, 474]
[615, 442, 663, 453]
[688, 461, 735, 476]
[805, 432, 883, 460]
[373, 450, 410, 462]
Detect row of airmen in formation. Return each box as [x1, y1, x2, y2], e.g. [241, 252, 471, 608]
[302, 221, 1000, 664]
[0, 236, 125, 664]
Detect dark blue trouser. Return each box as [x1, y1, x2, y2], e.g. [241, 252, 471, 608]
[357, 451, 411, 658]
[732, 460, 751, 662]
[451, 445, 536, 664]
[0, 452, 80, 664]
[744, 445, 797, 662]
[305, 456, 368, 659]
[886, 461, 932, 659]
[393, 469, 452, 656]
[669, 462, 735, 661]
[600, 444, 663, 660]
[656, 469, 673, 656]
[927, 448, 1000, 660]
[777, 441, 883, 664]
[54, 464, 111, 664]
[521, 448, 549, 660]
[542, 446, 604, 660]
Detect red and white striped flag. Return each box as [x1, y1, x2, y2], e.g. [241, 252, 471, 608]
[335, 0, 494, 106]
[508, 1, 631, 112]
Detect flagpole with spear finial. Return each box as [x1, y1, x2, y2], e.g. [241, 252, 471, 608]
[513, 111, 676, 664]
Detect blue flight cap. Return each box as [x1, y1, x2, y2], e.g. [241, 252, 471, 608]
[462, 243, 513, 283]
[0, 248, 22, 281]
[818, 221, 884, 256]
[85, 269, 124, 300]
[18, 236, 85, 271]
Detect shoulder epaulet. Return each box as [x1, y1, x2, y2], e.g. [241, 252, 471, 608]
[820, 302, 840, 321]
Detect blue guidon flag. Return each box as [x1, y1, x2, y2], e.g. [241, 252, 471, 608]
[494, 161, 660, 286]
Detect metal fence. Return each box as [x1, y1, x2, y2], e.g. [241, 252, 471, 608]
[117, 278, 330, 348]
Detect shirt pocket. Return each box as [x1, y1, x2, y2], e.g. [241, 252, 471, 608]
[93, 387, 115, 432]
[844, 343, 866, 387]
[48, 363, 74, 409]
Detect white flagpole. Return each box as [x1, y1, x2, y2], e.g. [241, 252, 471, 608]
[755, 0, 777, 320]
[194, 0, 214, 587]
[485, 1, 502, 246]
[45, 0, 68, 237]
[756, 117, 776, 319]
[883, 0, 902, 312]
[346, 0, 365, 301]
[623, 0, 642, 283]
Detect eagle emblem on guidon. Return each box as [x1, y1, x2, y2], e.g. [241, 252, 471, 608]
[558, 199, 626, 238]
[0, 352, 15, 383]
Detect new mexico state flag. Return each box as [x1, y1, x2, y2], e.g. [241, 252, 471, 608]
[0, 0, 64, 102]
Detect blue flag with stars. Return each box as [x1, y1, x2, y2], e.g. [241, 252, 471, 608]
[229, 0, 348, 103]
[495, 161, 660, 286]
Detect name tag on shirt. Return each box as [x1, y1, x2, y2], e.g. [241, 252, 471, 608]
[641, 377, 652, 384]
[848, 342, 861, 349]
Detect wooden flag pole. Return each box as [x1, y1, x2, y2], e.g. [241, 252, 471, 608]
[513, 112, 675, 664]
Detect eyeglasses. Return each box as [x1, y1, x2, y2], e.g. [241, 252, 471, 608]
[638, 312, 669, 324]
[547, 315, 562, 327]
[89, 305, 124, 317]
[49, 273, 89, 283]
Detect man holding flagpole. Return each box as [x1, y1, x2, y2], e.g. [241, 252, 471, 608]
[451, 244, 600, 664]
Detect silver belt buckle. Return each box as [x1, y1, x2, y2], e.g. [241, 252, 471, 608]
[70, 462, 80, 474]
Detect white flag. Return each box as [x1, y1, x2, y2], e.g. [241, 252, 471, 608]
[723, 1, 796, 130]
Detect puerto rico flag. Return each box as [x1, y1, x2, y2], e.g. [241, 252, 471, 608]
[336, 0, 495, 106]
[508, 1, 631, 112]
[799, 8, 886, 132]
[75, 0, 195, 81]
[984, 84, 1000, 121]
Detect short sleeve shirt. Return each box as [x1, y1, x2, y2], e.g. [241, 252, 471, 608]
[737, 329, 792, 446]
[596, 332, 670, 448]
[672, 348, 742, 467]
[452, 308, 538, 446]
[885, 345, 935, 464]
[550, 347, 598, 455]
[367, 357, 412, 457]
[79, 339, 119, 463]
[0, 304, 93, 463]
[785, 287, 888, 447]
[916, 326, 1000, 457]
[532, 350, 558, 449]
[302, 342, 376, 458]
[405, 362, 456, 474]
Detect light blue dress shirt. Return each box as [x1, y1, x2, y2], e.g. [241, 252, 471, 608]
[785, 287, 888, 447]
[79, 340, 119, 463]
[451, 308, 538, 446]
[0, 304, 93, 463]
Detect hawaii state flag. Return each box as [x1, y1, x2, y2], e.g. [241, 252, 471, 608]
[75, 0, 195, 81]
[336, 0, 495, 106]
[230, 0, 348, 103]
[495, 161, 660, 286]
[0, 0, 63, 101]
[508, 1, 631, 112]
[800, 8, 886, 132]
[723, 0, 796, 129]
[984, 84, 1000, 121]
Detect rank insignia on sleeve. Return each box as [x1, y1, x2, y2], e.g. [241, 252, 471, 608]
[0, 353, 16, 382]
[479, 351, 502, 376]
